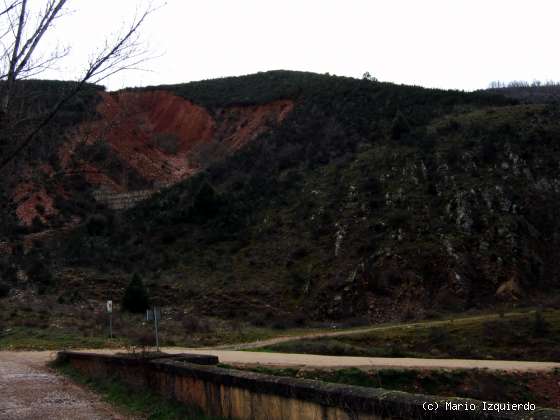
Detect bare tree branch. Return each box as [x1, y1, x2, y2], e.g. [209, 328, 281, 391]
[0, 0, 70, 114]
[0, 0, 20, 19]
[0, 2, 158, 172]
[14, 0, 67, 76]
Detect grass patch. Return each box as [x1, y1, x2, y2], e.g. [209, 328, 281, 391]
[261, 310, 560, 361]
[0, 327, 125, 351]
[162, 321, 330, 349]
[53, 361, 225, 420]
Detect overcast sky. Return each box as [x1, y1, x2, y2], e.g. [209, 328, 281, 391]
[41, 0, 560, 91]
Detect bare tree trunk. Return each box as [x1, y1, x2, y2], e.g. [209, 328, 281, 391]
[1, 0, 26, 117]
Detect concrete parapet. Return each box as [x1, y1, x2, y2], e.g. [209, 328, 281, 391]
[57, 351, 560, 420]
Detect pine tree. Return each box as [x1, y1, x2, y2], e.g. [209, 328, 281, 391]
[390, 110, 411, 141]
[122, 273, 150, 313]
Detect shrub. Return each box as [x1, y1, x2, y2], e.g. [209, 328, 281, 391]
[30, 216, 45, 232]
[27, 260, 54, 294]
[129, 331, 156, 353]
[387, 209, 410, 227]
[86, 213, 110, 236]
[272, 339, 370, 357]
[390, 111, 411, 141]
[187, 181, 222, 223]
[446, 147, 461, 167]
[482, 319, 513, 343]
[428, 327, 451, 345]
[480, 141, 498, 163]
[271, 319, 288, 330]
[150, 132, 180, 155]
[532, 310, 550, 337]
[401, 306, 416, 321]
[121, 273, 150, 313]
[424, 310, 442, 320]
[426, 182, 438, 196]
[78, 139, 111, 163]
[290, 247, 309, 260]
[338, 317, 370, 328]
[35, 203, 45, 215]
[182, 315, 212, 334]
[544, 296, 560, 310]
[0, 281, 9, 298]
[447, 118, 460, 132]
[360, 176, 382, 200]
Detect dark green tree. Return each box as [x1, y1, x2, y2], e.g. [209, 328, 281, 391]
[122, 273, 150, 313]
[390, 110, 411, 140]
[0, 280, 9, 298]
[188, 181, 221, 222]
[28, 259, 54, 294]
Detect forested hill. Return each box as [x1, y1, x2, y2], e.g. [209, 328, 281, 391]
[4, 71, 560, 323]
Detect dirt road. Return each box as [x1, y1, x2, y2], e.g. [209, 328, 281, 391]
[157, 348, 560, 372]
[1, 310, 557, 419]
[211, 310, 541, 351]
[0, 351, 132, 420]
[1, 346, 558, 419]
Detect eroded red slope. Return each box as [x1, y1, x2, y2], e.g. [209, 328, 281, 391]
[15, 90, 294, 225]
[73, 90, 293, 188]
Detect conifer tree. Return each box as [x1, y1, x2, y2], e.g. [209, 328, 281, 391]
[122, 273, 150, 313]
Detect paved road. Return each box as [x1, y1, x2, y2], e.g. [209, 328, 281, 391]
[0, 351, 132, 420]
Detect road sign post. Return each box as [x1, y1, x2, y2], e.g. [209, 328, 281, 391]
[107, 300, 113, 339]
[154, 307, 159, 351]
[146, 307, 161, 351]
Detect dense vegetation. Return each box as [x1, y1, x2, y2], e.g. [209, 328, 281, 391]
[144, 69, 513, 110]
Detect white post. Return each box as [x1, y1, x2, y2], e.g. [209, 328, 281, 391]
[107, 300, 113, 339]
[154, 306, 159, 351]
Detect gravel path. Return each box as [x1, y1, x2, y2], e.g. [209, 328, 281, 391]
[0, 351, 133, 420]
[210, 311, 541, 351]
[158, 348, 560, 371]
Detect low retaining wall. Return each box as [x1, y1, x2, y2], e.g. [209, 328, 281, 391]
[57, 351, 560, 420]
[92, 189, 158, 210]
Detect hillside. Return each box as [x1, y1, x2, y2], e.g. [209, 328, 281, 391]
[486, 84, 560, 104]
[2, 71, 560, 326]
[0, 81, 292, 232]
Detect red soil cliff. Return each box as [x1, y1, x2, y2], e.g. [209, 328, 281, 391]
[14, 90, 294, 225]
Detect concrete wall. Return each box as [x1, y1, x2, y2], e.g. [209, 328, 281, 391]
[92, 182, 174, 210]
[92, 189, 158, 210]
[57, 352, 559, 420]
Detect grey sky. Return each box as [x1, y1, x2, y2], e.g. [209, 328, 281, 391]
[42, 0, 560, 91]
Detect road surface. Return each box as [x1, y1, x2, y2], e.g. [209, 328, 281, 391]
[2, 310, 558, 418]
[157, 348, 560, 372]
[0, 351, 132, 420]
[1, 343, 559, 419]
[211, 310, 541, 351]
